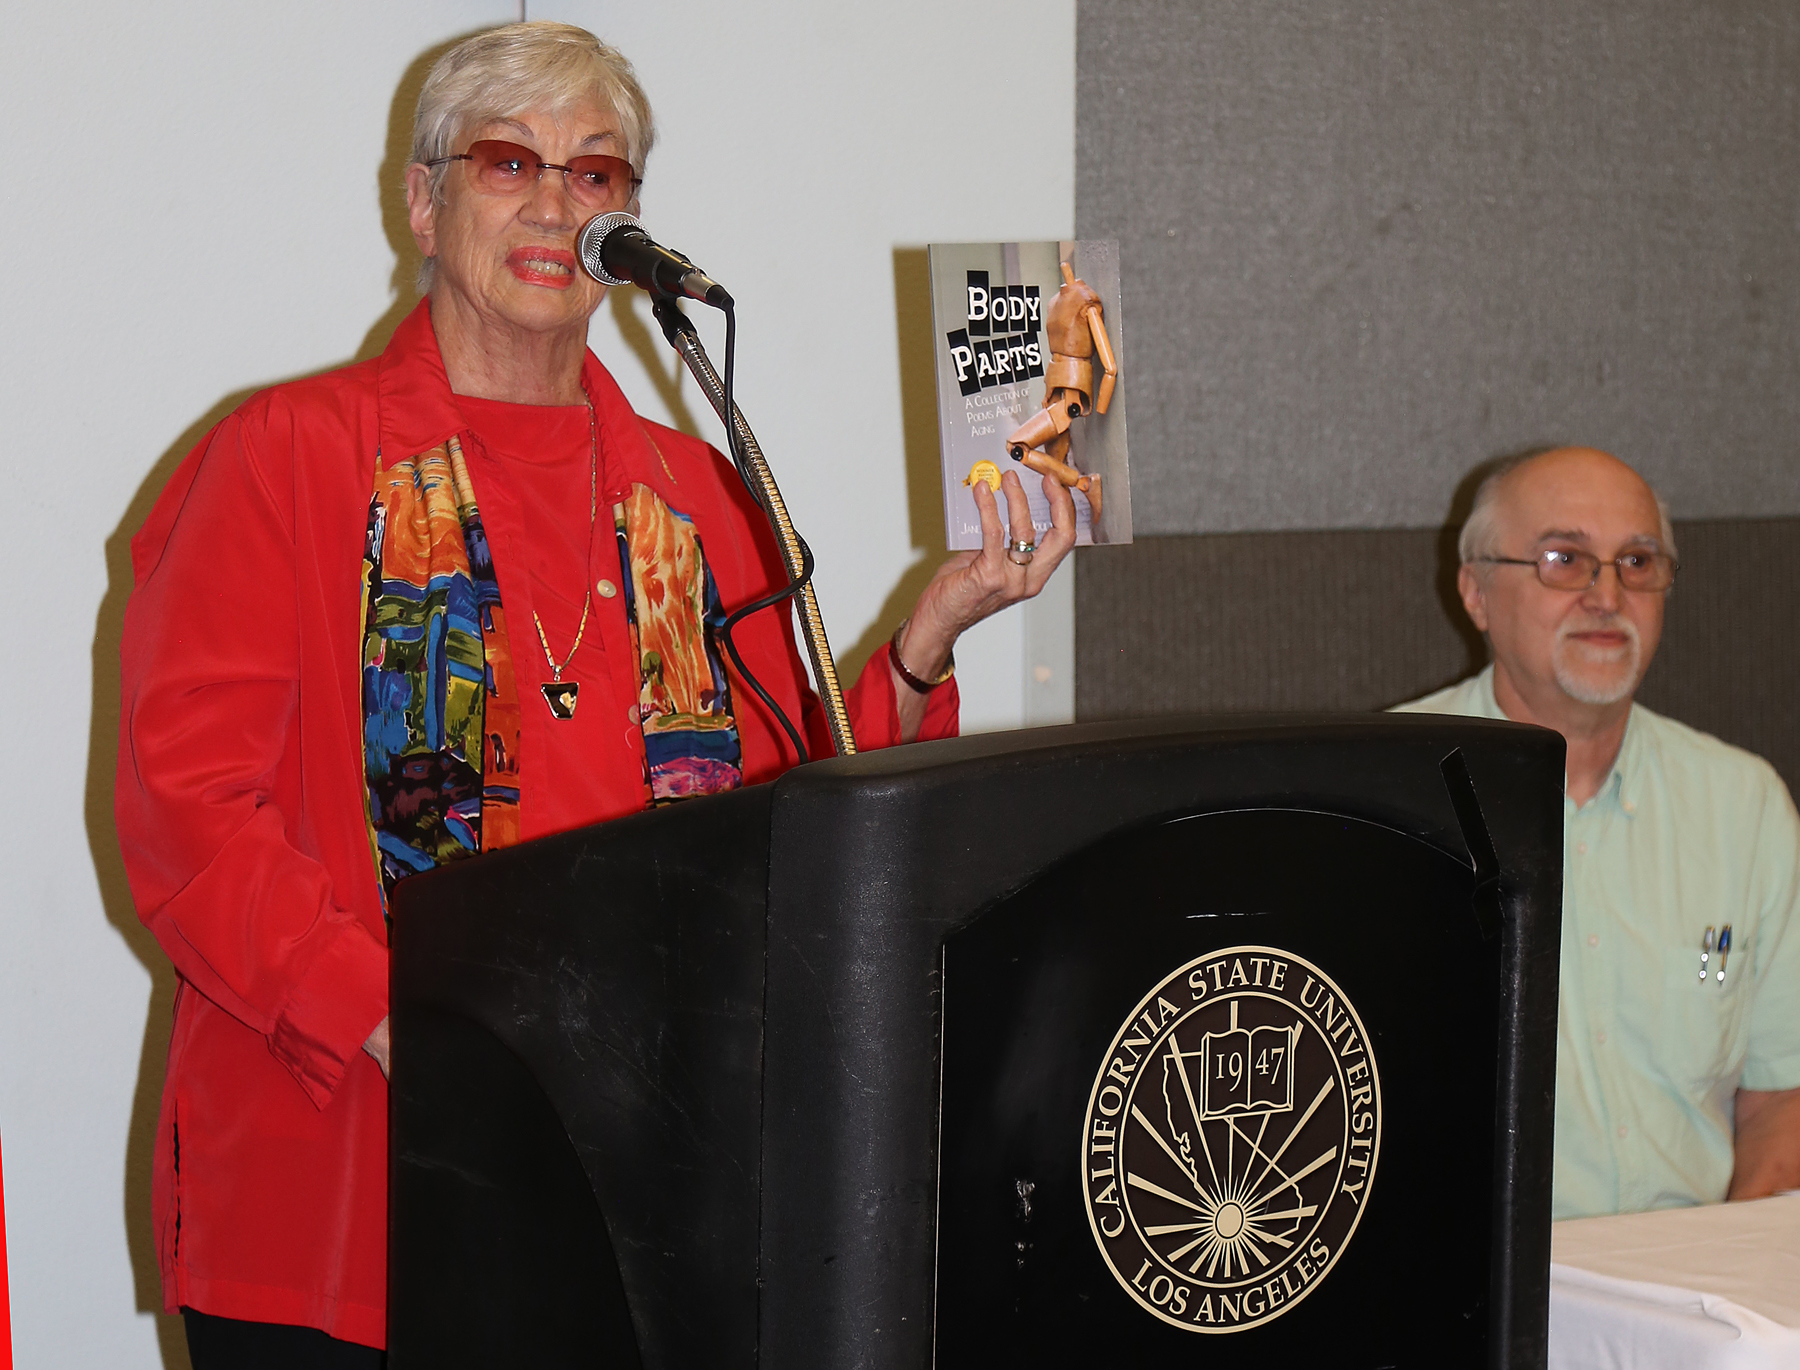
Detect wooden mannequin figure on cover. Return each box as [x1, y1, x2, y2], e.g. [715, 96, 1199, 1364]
[1004, 259, 1118, 516]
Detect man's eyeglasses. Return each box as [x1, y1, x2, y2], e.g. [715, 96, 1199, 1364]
[427, 139, 640, 212]
[1472, 547, 1678, 592]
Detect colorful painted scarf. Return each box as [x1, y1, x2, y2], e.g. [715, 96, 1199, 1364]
[361, 437, 741, 900]
[361, 438, 522, 896]
[613, 482, 743, 802]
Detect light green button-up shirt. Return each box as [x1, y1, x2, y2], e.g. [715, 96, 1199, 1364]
[1396, 667, 1800, 1218]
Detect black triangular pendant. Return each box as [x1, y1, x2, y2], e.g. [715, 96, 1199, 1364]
[541, 681, 580, 720]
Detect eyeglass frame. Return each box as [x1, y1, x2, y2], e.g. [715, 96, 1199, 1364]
[1470, 548, 1680, 593]
[425, 140, 643, 207]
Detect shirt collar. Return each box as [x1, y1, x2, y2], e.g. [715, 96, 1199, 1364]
[1468, 665, 1508, 721]
[1472, 665, 1642, 817]
[374, 298, 671, 496]
[1607, 705, 1645, 817]
[1566, 702, 1641, 817]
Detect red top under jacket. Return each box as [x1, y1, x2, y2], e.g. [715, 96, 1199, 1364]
[114, 299, 957, 1347]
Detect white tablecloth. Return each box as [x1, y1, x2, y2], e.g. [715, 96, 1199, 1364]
[1550, 1193, 1800, 1369]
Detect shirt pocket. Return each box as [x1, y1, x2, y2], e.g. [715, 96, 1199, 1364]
[1654, 964, 1752, 1093]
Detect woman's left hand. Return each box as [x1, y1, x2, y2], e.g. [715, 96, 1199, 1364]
[889, 468, 1078, 737]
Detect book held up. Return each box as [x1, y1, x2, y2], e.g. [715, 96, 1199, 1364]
[928, 240, 1133, 550]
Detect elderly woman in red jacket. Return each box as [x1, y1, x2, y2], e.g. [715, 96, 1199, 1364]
[116, 21, 1072, 1368]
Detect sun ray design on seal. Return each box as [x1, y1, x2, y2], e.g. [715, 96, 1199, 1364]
[1132, 1048, 1343, 1278]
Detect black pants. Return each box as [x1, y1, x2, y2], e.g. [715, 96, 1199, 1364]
[182, 1309, 385, 1370]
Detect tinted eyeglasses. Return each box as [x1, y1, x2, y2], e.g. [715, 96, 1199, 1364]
[427, 139, 641, 212]
[1473, 547, 1678, 592]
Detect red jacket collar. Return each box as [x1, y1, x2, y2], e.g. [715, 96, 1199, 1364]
[374, 299, 460, 458]
[375, 298, 676, 499]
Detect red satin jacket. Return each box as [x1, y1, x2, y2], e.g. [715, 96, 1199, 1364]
[115, 300, 956, 1347]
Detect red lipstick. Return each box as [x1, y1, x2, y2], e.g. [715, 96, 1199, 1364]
[506, 247, 578, 289]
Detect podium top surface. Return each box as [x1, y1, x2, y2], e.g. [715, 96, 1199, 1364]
[798, 711, 1556, 779]
[769, 712, 1563, 883]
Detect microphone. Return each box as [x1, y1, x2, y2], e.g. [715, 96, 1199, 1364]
[577, 212, 732, 308]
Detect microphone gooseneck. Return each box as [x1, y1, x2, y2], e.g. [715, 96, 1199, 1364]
[573, 213, 852, 757]
[576, 213, 733, 308]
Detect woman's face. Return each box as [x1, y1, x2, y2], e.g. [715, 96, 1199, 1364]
[406, 100, 626, 336]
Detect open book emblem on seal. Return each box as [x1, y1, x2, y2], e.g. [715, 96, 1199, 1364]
[1081, 946, 1381, 1334]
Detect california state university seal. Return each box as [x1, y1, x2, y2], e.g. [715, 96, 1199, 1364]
[1081, 946, 1381, 1333]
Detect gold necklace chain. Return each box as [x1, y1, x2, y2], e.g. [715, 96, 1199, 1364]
[531, 396, 599, 685]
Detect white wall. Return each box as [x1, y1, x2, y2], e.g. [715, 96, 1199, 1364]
[0, 4, 1072, 1366]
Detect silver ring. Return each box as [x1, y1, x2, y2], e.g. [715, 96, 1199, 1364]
[1008, 538, 1037, 555]
[1006, 548, 1035, 567]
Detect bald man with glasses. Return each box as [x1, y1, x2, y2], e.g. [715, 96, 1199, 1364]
[1396, 446, 1800, 1219]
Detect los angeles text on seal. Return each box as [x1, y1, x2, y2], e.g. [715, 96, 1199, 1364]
[1080, 946, 1382, 1334]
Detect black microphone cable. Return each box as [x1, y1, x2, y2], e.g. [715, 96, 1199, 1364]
[584, 211, 819, 766]
[713, 299, 813, 768]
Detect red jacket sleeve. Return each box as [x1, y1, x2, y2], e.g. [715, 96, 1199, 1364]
[803, 641, 960, 756]
[115, 412, 387, 1109]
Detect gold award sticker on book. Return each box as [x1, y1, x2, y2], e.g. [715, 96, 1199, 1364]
[964, 460, 1002, 492]
[1081, 946, 1381, 1334]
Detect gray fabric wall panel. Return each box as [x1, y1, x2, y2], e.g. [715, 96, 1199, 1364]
[1075, 518, 1800, 797]
[1633, 519, 1800, 796]
[1074, 526, 1478, 712]
[1077, 1, 1800, 534]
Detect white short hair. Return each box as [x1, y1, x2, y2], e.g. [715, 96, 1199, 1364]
[409, 22, 654, 290]
[1458, 449, 1678, 565]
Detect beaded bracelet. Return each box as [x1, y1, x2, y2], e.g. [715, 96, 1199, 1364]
[888, 617, 955, 692]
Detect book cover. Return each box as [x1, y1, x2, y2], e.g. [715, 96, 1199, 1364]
[928, 240, 1132, 549]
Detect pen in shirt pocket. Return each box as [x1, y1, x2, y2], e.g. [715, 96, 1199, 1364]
[1715, 924, 1732, 985]
[1700, 926, 1715, 983]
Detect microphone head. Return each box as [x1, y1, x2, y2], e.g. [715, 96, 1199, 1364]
[577, 211, 642, 286]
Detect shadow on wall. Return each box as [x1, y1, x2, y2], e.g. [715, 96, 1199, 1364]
[90, 382, 251, 1370]
[832, 248, 949, 683]
[84, 33, 477, 1370]
[604, 288, 705, 440]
